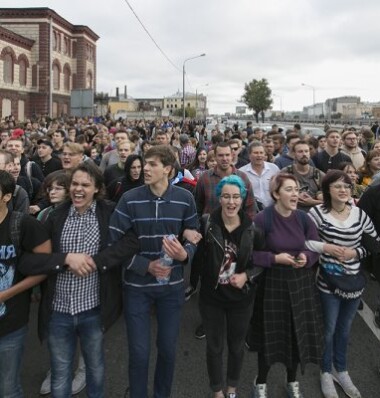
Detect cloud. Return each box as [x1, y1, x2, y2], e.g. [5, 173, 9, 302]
[1, 0, 380, 113]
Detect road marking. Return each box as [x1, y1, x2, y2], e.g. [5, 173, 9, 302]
[357, 301, 380, 341]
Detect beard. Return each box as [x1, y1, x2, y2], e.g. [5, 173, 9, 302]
[296, 157, 309, 165]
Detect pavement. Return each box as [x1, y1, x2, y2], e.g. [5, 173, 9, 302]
[21, 274, 380, 398]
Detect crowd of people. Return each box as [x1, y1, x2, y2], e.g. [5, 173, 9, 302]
[1, 114, 380, 398]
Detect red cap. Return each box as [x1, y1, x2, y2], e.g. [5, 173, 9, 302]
[11, 128, 25, 138]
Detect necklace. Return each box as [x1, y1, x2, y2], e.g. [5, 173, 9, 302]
[332, 205, 346, 214]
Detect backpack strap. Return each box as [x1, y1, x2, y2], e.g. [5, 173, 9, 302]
[286, 164, 294, 174]
[9, 211, 24, 256]
[200, 213, 210, 237]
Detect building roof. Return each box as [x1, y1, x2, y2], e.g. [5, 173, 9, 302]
[0, 25, 35, 49]
[0, 7, 99, 41]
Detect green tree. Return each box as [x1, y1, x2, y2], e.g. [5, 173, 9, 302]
[241, 78, 273, 123]
[172, 107, 196, 118]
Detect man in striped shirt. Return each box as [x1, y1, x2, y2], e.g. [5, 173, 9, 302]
[109, 145, 199, 398]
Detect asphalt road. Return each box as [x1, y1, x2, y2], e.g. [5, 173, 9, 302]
[22, 274, 380, 398]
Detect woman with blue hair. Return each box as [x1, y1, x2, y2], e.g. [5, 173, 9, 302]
[199, 175, 264, 398]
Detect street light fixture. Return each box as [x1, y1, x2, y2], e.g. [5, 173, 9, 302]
[183, 53, 206, 120]
[301, 83, 316, 123]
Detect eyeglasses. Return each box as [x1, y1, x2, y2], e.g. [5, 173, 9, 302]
[220, 194, 242, 201]
[345, 137, 357, 140]
[330, 183, 351, 190]
[47, 186, 66, 193]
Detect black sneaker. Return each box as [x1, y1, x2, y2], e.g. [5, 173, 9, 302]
[357, 299, 364, 311]
[195, 324, 206, 339]
[184, 286, 196, 302]
[375, 307, 380, 328]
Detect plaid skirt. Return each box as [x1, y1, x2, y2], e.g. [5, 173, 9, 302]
[248, 265, 323, 372]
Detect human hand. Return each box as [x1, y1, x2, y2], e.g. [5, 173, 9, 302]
[182, 229, 202, 245]
[29, 205, 41, 215]
[65, 253, 96, 277]
[229, 272, 248, 289]
[342, 248, 357, 262]
[324, 243, 346, 259]
[162, 236, 188, 262]
[294, 252, 307, 268]
[148, 259, 172, 278]
[275, 253, 297, 266]
[298, 193, 314, 206]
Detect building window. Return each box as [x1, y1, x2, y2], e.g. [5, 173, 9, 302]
[63, 65, 71, 91]
[53, 31, 57, 50]
[2, 98, 11, 118]
[18, 100, 25, 121]
[3, 53, 13, 84]
[19, 59, 27, 86]
[86, 71, 92, 89]
[53, 64, 60, 90]
[52, 102, 58, 118]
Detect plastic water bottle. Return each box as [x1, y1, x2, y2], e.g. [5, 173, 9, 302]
[156, 235, 175, 285]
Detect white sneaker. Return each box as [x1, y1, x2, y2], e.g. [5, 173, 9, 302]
[320, 372, 338, 398]
[286, 381, 304, 398]
[72, 367, 86, 395]
[39, 370, 51, 395]
[332, 369, 361, 398]
[252, 377, 267, 398]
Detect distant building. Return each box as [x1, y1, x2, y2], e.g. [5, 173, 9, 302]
[0, 7, 99, 120]
[163, 90, 208, 118]
[325, 96, 360, 119]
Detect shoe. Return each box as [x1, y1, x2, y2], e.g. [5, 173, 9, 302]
[226, 393, 237, 398]
[195, 324, 206, 339]
[185, 286, 197, 301]
[286, 381, 304, 398]
[251, 378, 267, 398]
[72, 367, 86, 395]
[39, 370, 51, 395]
[332, 369, 361, 398]
[357, 300, 363, 311]
[320, 372, 338, 398]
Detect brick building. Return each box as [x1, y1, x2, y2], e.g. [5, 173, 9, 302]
[0, 7, 99, 121]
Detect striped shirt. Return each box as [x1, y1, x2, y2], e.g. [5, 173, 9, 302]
[109, 184, 198, 288]
[52, 202, 100, 315]
[307, 204, 377, 293]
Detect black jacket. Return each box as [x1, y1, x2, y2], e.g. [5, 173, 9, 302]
[18, 200, 139, 341]
[200, 208, 264, 305]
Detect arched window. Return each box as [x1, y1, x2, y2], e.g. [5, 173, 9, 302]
[53, 64, 60, 90]
[3, 53, 13, 84]
[86, 71, 92, 89]
[63, 64, 71, 91]
[19, 59, 27, 86]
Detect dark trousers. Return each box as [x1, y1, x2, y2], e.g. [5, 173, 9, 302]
[200, 298, 253, 392]
[123, 285, 184, 398]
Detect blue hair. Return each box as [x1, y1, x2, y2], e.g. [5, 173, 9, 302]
[215, 175, 247, 199]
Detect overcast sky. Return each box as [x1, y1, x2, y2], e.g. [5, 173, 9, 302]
[2, 0, 380, 114]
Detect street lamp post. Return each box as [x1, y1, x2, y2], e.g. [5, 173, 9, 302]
[183, 53, 206, 121]
[301, 83, 316, 123]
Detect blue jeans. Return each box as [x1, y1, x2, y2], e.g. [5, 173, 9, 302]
[0, 325, 27, 398]
[319, 291, 360, 373]
[48, 307, 104, 398]
[123, 285, 184, 398]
